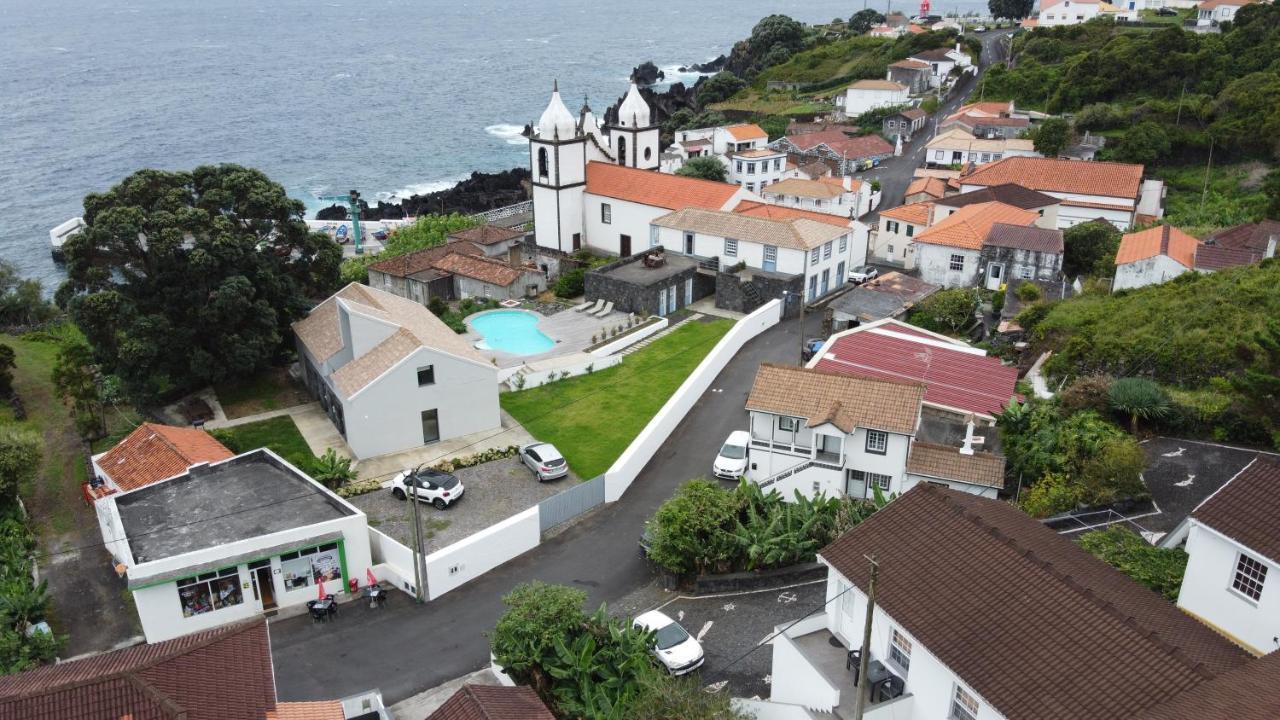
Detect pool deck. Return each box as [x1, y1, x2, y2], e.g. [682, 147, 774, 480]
[464, 307, 632, 369]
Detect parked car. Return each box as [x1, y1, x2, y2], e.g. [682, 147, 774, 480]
[712, 430, 751, 480]
[390, 466, 463, 509]
[519, 442, 569, 482]
[633, 610, 705, 675]
[849, 265, 879, 284]
[973, 25, 987, 31]
[1155, 7, 1178, 15]
[801, 338, 827, 363]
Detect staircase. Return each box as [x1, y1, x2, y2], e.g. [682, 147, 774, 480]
[620, 313, 703, 356]
[740, 280, 763, 309]
[756, 459, 844, 490]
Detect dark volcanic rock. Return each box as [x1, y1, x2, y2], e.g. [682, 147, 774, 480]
[603, 81, 702, 129]
[630, 61, 665, 86]
[689, 55, 727, 73]
[320, 169, 531, 221]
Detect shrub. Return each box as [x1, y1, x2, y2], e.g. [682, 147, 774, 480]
[427, 297, 447, 317]
[0, 426, 42, 506]
[1078, 526, 1188, 601]
[1059, 374, 1113, 414]
[990, 290, 1005, 315]
[1108, 377, 1171, 434]
[1018, 472, 1081, 518]
[336, 479, 383, 498]
[554, 268, 586, 298]
[908, 288, 978, 335]
[1014, 281, 1042, 302]
[310, 448, 356, 490]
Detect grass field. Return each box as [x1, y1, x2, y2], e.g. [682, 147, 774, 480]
[211, 415, 319, 473]
[1154, 162, 1271, 236]
[501, 318, 733, 479]
[214, 366, 312, 420]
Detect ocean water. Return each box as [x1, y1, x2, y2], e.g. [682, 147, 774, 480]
[1, 0, 987, 287]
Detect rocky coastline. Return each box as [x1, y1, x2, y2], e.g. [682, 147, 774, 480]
[316, 168, 531, 221]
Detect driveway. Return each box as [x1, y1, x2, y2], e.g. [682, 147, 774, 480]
[348, 457, 575, 551]
[1137, 437, 1271, 536]
[270, 310, 826, 703]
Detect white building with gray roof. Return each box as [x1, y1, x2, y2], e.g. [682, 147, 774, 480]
[293, 283, 500, 459]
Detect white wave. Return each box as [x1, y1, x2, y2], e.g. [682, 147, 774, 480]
[331, 72, 351, 79]
[374, 175, 471, 202]
[49, 46, 69, 53]
[485, 124, 529, 146]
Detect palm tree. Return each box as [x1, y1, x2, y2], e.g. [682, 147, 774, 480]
[1108, 378, 1171, 435]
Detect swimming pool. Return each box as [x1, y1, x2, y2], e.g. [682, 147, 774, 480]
[469, 310, 556, 356]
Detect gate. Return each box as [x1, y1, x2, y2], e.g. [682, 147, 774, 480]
[538, 475, 606, 533]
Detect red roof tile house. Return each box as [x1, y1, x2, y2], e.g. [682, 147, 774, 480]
[910, 202, 1041, 288]
[742, 363, 1006, 501]
[366, 226, 547, 305]
[1114, 223, 1274, 291]
[809, 318, 1020, 422]
[772, 129, 896, 177]
[742, 485, 1251, 719]
[1166, 458, 1280, 657]
[0, 619, 387, 720]
[91, 422, 234, 497]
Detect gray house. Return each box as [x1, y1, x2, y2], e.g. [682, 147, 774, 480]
[979, 223, 1064, 286]
[293, 283, 500, 459]
[367, 235, 547, 305]
[886, 60, 931, 95]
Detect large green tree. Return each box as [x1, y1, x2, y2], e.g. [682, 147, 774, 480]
[57, 165, 341, 400]
[848, 9, 885, 35]
[1113, 121, 1172, 166]
[1030, 117, 1073, 158]
[675, 157, 729, 182]
[989, 0, 1035, 19]
[696, 72, 746, 105]
[1062, 220, 1122, 278]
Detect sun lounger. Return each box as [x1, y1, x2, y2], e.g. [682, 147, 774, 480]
[571, 300, 594, 312]
[591, 300, 614, 317]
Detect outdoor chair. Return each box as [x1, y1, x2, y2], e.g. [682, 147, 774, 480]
[571, 300, 593, 312]
[592, 301, 614, 317]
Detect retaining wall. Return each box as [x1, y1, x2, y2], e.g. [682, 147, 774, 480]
[589, 317, 669, 357]
[423, 507, 539, 600]
[604, 299, 783, 501]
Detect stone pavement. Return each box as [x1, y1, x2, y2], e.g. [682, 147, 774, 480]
[353, 411, 535, 482]
[689, 296, 746, 320]
[204, 402, 353, 461]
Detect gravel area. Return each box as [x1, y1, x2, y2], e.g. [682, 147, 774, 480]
[349, 457, 576, 550]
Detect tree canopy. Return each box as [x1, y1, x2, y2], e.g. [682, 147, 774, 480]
[1061, 220, 1122, 278]
[848, 9, 885, 34]
[1030, 117, 1072, 158]
[989, 0, 1035, 19]
[57, 165, 341, 401]
[675, 157, 728, 182]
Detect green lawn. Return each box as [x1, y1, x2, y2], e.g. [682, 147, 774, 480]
[501, 319, 733, 479]
[214, 366, 312, 420]
[211, 415, 318, 473]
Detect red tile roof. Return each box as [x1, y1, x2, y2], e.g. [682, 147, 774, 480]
[783, 130, 895, 160]
[879, 201, 933, 225]
[905, 176, 947, 199]
[585, 162, 740, 211]
[821, 486, 1250, 720]
[1115, 224, 1199, 268]
[915, 201, 1038, 251]
[267, 701, 345, 720]
[732, 200, 851, 228]
[1193, 458, 1280, 563]
[1194, 243, 1262, 271]
[368, 241, 483, 278]
[812, 319, 1019, 418]
[746, 363, 925, 436]
[983, 223, 1064, 254]
[447, 224, 524, 246]
[961, 157, 1145, 199]
[726, 123, 767, 141]
[97, 423, 234, 492]
[0, 620, 279, 720]
[427, 684, 555, 720]
[431, 253, 524, 286]
[1203, 219, 1280, 254]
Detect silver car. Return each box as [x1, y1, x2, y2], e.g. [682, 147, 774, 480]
[519, 442, 569, 482]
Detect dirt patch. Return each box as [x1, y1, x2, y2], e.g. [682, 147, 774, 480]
[1240, 162, 1270, 190]
[215, 366, 312, 420]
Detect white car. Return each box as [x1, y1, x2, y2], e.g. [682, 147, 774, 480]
[390, 466, 464, 509]
[519, 442, 569, 482]
[848, 265, 879, 284]
[634, 610, 704, 675]
[713, 430, 750, 481]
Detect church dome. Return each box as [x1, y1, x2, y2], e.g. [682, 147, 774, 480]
[617, 82, 651, 128]
[537, 82, 577, 140]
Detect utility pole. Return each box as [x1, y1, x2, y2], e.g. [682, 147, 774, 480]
[852, 554, 880, 720]
[1199, 135, 1215, 218]
[1174, 79, 1187, 126]
[408, 475, 426, 603]
[784, 290, 807, 365]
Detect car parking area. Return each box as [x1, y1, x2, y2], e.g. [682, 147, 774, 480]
[348, 456, 576, 550]
[644, 580, 825, 699]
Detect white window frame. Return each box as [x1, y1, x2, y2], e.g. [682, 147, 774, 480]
[839, 235, 848, 252]
[888, 628, 912, 671]
[649, 225, 659, 247]
[949, 254, 965, 272]
[724, 238, 738, 257]
[810, 248, 820, 266]
[823, 241, 833, 260]
[950, 685, 980, 720]
[865, 429, 888, 454]
[601, 203, 612, 224]
[1019, 265, 1033, 279]
[764, 245, 778, 264]
[778, 416, 800, 432]
[1232, 552, 1268, 602]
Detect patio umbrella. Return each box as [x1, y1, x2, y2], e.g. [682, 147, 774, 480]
[366, 568, 378, 588]
[317, 578, 327, 602]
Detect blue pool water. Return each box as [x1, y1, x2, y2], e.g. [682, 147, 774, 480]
[470, 310, 555, 356]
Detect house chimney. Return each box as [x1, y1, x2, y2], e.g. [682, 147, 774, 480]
[1266, 235, 1277, 260]
[959, 415, 985, 456]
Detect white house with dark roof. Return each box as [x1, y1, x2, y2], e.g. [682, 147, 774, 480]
[958, 157, 1161, 230]
[1163, 458, 1280, 657]
[293, 283, 500, 459]
[742, 364, 1005, 501]
[739, 485, 1250, 719]
[759, 176, 879, 219]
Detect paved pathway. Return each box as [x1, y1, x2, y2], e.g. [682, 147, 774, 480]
[353, 411, 535, 482]
[269, 311, 824, 704]
[204, 401, 354, 461]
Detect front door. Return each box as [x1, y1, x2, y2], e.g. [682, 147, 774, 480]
[620, 234, 632, 256]
[763, 245, 777, 272]
[251, 564, 276, 610]
[986, 262, 1004, 290]
[658, 287, 668, 316]
[684, 233, 694, 255]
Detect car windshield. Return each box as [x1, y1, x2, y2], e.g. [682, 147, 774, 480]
[719, 443, 747, 460]
[545, 457, 566, 467]
[654, 622, 690, 650]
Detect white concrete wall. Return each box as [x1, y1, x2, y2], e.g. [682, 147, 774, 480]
[512, 354, 623, 388]
[768, 463, 846, 502]
[1177, 522, 1280, 656]
[344, 305, 399, 360]
[604, 300, 782, 501]
[1040, 0, 1101, 25]
[768, 618, 842, 712]
[959, 184, 1136, 231]
[344, 346, 500, 459]
[589, 318, 669, 357]
[845, 429, 912, 496]
[902, 473, 999, 499]
[916, 244, 981, 288]
[823, 563, 1007, 720]
[733, 698, 817, 720]
[728, 154, 788, 191]
[1114, 255, 1189, 291]
[584, 195, 669, 256]
[367, 527, 418, 597]
[654, 225, 808, 276]
[424, 507, 540, 599]
[872, 219, 922, 269]
[844, 87, 909, 117]
[532, 138, 587, 252]
[95, 495, 133, 568]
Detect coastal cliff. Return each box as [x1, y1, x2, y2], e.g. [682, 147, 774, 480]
[316, 168, 531, 220]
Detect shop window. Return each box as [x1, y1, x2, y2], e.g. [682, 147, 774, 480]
[280, 543, 342, 592]
[177, 567, 243, 617]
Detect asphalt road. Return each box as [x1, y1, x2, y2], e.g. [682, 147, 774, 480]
[862, 29, 1015, 213]
[271, 312, 825, 704]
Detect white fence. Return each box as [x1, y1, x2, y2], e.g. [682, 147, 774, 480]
[367, 527, 419, 597]
[604, 299, 782, 501]
[423, 507, 539, 600]
[588, 317, 669, 357]
[497, 353, 623, 388]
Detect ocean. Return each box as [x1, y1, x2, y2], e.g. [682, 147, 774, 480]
[1, 0, 988, 287]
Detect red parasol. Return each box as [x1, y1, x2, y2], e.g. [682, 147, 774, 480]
[317, 577, 327, 601]
[366, 568, 378, 588]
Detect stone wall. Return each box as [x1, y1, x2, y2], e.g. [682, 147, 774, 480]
[716, 270, 803, 318]
[584, 247, 712, 315]
[521, 237, 585, 280]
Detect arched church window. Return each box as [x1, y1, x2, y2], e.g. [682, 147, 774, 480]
[617, 137, 627, 165]
[538, 148, 549, 178]
[644, 147, 652, 161]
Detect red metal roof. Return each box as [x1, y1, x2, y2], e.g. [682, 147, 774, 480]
[812, 320, 1019, 418]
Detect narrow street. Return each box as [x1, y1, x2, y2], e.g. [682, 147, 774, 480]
[270, 311, 824, 704]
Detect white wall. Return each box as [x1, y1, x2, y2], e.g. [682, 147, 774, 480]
[959, 184, 1136, 231]
[872, 218, 923, 269]
[604, 299, 782, 501]
[1114, 255, 1189, 291]
[769, 613, 841, 711]
[424, 507, 540, 599]
[531, 137, 587, 252]
[733, 698, 818, 720]
[585, 195, 672, 256]
[344, 346, 500, 459]
[1177, 522, 1280, 656]
[509, 354, 623, 388]
[844, 87, 909, 117]
[367, 527, 418, 597]
[916, 244, 981, 288]
[902, 473, 999, 499]
[589, 318, 668, 357]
